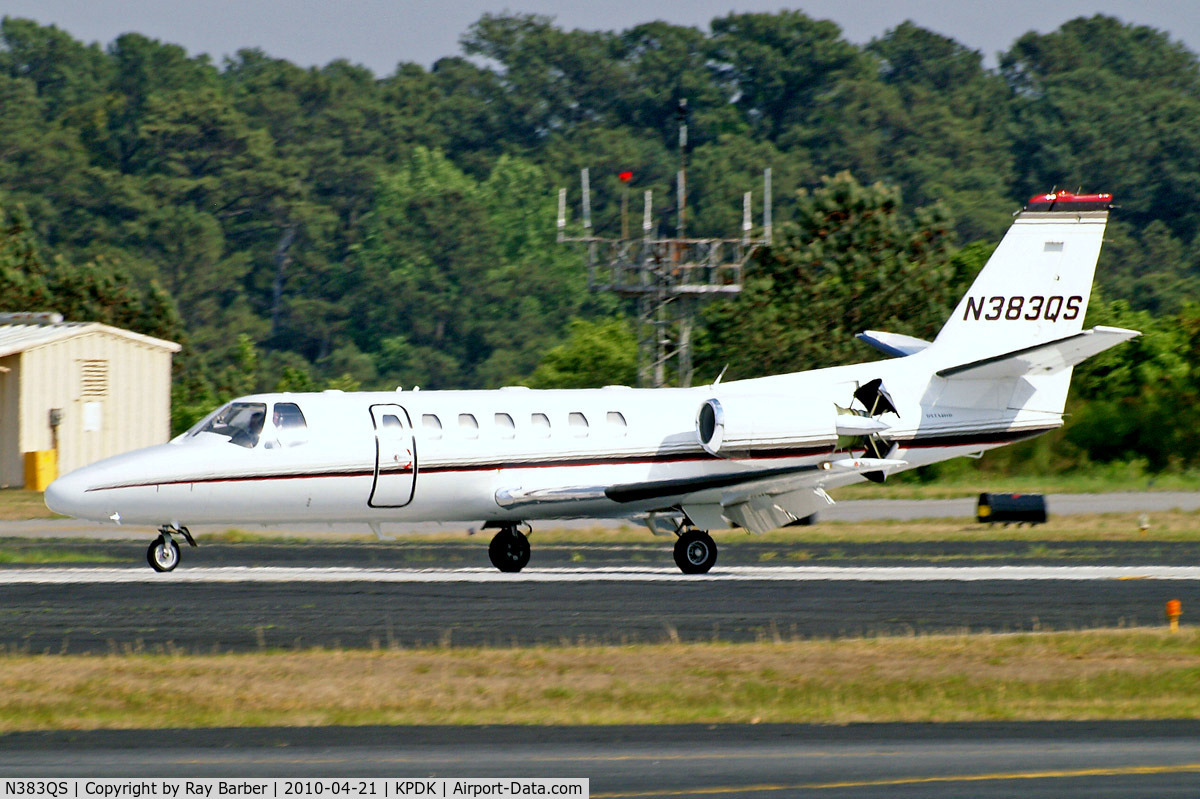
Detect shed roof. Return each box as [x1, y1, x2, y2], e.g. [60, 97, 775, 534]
[0, 321, 181, 359]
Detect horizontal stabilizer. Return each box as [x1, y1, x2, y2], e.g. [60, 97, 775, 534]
[856, 330, 932, 357]
[936, 326, 1140, 380]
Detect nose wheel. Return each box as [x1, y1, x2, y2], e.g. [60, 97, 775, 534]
[147, 536, 180, 572]
[147, 525, 196, 572]
[487, 523, 531, 573]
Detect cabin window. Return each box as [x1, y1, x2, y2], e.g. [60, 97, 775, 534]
[495, 413, 515, 439]
[568, 412, 589, 438]
[459, 413, 479, 439]
[270, 402, 308, 447]
[193, 402, 267, 448]
[607, 411, 628, 437]
[422, 414, 443, 439]
[531, 413, 551, 438]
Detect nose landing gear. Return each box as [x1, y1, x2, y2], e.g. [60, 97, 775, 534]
[147, 524, 197, 572]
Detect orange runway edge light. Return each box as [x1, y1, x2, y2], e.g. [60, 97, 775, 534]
[1166, 599, 1182, 633]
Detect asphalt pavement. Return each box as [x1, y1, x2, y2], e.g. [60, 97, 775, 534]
[2, 723, 1200, 798]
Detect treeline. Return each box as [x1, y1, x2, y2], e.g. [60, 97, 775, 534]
[1, 12, 1200, 470]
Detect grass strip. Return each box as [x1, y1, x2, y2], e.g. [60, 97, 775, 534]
[832, 469, 1200, 499]
[195, 509, 1200, 546]
[0, 548, 121, 564]
[744, 509, 1200, 544]
[0, 491, 62, 522]
[1, 629, 1197, 731]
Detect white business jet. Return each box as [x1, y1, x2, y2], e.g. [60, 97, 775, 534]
[46, 191, 1138, 574]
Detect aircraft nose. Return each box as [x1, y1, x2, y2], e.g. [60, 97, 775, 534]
[44, 470, 99, 520]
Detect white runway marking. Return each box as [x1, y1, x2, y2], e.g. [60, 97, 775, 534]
[2, 565, 1200, 584]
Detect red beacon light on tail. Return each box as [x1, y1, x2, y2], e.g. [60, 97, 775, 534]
[1024, 191, 1113, 212]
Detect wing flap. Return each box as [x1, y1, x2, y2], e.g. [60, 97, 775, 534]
[499, 458, 908, 534]
[721, 487, 836, 533]
[715, 458, 906, 533]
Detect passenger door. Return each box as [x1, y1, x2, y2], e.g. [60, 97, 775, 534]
[369, 404, 416, 507]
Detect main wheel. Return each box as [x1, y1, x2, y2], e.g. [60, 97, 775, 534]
[147, 536, 180, 572]
[488, 528, 531, 573]
[674, 530, 717, 574]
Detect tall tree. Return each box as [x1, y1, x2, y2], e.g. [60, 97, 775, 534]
[709, 11, 869, 139]
[0, 16, 112, 120]
[699, 172, 955, 378]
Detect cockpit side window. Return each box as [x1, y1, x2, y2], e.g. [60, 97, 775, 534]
[193, 402, 268, 448]
[271, 402, 308, 447]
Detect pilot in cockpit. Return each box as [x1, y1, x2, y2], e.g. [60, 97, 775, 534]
[232, 411, 265, 448]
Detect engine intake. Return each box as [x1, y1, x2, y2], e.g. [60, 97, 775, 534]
[696, 396, 838, 458]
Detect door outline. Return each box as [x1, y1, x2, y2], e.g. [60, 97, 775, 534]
[368, 403, 417, 508]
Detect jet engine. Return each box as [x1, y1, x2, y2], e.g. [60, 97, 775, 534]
[696, 396, 839, 459]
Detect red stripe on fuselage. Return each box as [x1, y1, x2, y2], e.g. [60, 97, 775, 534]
[81, 428, 1055, 494]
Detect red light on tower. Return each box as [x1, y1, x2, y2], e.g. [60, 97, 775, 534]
[618, 171, 633, 183]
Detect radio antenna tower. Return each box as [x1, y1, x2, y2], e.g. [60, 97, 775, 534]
[558, 102, 772, 388]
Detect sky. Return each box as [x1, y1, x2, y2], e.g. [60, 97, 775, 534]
[1, 0, 1197, 75]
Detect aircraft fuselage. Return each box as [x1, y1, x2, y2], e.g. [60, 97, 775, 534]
[45, 356, 1057, 529]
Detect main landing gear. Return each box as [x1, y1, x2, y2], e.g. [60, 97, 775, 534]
[482, 520, 717, 575]
[147, 524, 197, 572]
[673, 528, 718, 574]
[487, 522, 531, 573]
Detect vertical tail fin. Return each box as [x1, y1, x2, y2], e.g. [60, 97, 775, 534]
[929, 192, 1112, 364]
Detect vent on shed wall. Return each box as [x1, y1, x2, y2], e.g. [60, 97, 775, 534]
[79, 360, 109, 398]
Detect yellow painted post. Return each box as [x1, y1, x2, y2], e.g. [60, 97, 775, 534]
[1166, 599, 1182, 633]
[23, 450, 57, 492]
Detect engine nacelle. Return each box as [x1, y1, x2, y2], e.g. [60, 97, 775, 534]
[696, 395, 838, 459]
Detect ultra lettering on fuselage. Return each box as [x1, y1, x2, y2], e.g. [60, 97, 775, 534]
[46, 191, 1139, 574]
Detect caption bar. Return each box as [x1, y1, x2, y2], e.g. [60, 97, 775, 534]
[1, 781, 588, 799]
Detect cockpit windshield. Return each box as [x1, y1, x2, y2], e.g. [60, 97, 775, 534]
[190, 402, 267, 448]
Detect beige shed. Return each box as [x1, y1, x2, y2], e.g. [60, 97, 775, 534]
[0, 313, 180, 488]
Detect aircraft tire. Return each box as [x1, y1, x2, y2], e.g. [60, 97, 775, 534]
[674, 530, 717, 574]
[147, 536, 180, 572]
[488, 529, 530, 573]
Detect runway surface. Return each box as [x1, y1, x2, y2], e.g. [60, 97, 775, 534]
[4, 513, 1198, 797]
[0, 540, 1196, 652]
[2, 723, 1200, 797]
[7, 564, 1200, 584]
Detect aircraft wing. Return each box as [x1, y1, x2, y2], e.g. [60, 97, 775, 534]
[494, 464, 822, 510]
[495, 457, 907, 534]
[937, 325, 1140, 379]
[676, 457, 906, 533]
